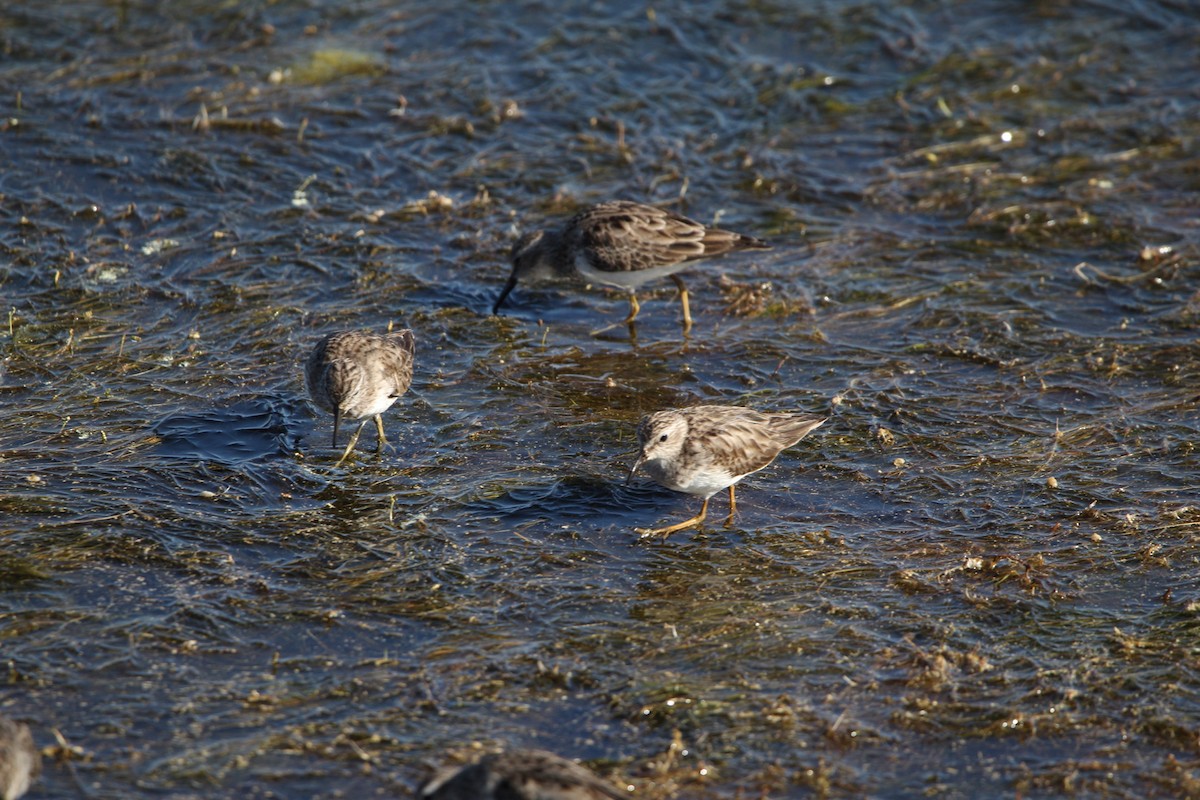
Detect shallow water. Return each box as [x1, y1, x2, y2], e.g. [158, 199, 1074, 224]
[1, 0, 1198, 797]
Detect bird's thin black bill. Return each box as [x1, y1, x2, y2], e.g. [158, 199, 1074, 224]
[492, 273, 518, 314]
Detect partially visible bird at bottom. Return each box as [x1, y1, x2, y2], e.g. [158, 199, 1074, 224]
[0, 715, 39, 800]
[420, 748, 628, 800]
[305, 329, 415, 467]
[627, 404, 826, 538]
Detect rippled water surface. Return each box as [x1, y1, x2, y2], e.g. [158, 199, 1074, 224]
[2, 0, 1198, 797]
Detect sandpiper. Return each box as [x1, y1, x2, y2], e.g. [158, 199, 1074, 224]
[627, 404, 825, 537]
[493, 200, 769, 333]
[304, 329, 415, 467]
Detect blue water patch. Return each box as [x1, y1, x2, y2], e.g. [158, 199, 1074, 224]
[153, 397, 298, 465]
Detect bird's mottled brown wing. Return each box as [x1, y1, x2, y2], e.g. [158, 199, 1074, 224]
[569, 201, 707, 273]
[303, 333, 341, 412]
[766, 413, 826, 450]
[381, 329, 416, 398]
[698, 224, 770, 259]
[683, 406, 822, 480]
[685, 408, 785, 478]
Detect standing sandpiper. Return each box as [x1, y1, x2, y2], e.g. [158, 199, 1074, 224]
[627, 404, 825, 538]
[493, 200, 769, 334]
[305, 329, 415, 467]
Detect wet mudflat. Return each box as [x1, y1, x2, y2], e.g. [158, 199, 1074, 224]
[1, 0, 1198, 797]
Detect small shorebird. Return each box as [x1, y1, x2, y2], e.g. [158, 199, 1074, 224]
[421, 748, 627, 800]
[493, 200, 769, 333]
[627, 404, 825, 538]
[305, 329, 415, 467]
[0, 715, 39, 800]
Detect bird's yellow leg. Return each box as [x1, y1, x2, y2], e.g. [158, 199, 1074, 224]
[724, 485, 737, 527]
[590, 293, 639, 337]
[623, 293, 641, 324]
[333, 419, 371, 468]
[636, 498, 709, 539]
[670, 274, 692, 332]
[373, 414, 390, 454]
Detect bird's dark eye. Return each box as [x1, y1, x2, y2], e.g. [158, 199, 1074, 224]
[658, 433, 668, 442]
